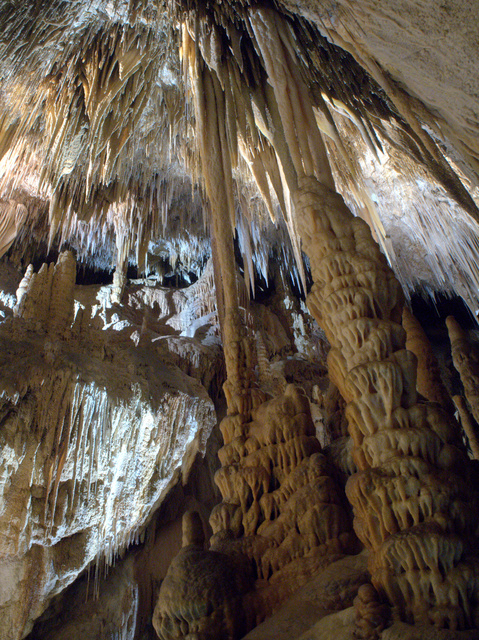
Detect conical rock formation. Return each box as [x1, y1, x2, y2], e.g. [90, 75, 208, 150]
[294, 175, 479, 629]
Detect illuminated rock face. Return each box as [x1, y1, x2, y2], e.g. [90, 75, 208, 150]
[0, 255, 217, 640]
[166, 1, 479, 633]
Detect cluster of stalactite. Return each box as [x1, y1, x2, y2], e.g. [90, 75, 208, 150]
[3, 2, 479, 638]
[2, 0, 479, 313]
[181, 3, 479, 633]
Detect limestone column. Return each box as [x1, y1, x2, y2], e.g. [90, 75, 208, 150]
[185, 23, 258, 418]
[293, 176, 479, 629]
[183, 19, 357, 626]
[248, 5, 479, 628]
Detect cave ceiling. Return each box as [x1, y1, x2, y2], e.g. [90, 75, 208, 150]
[0, 0, 478, 308]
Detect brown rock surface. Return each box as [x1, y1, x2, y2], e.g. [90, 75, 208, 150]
[448, 316, 479, 428]
[242, 552, 369, 640]
[153, 511, 252, 640]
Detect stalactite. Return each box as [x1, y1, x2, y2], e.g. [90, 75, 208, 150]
[249, 7, 335, 191]
[180, 14, 361, 634]
[325, 29, 479, 222]
[0, 200, 27, 258]
[184, 22, 260, 417]
[2, 3, 479, 639]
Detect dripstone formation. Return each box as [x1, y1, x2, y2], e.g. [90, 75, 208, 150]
[295, 176, 479, 629]
[1, 1, 479, 639]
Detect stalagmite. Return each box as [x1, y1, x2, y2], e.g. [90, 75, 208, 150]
[1, 1, 479, 639]
[402, 306, 454, 414]
[14, 250, 76, 336]
[447, 315, 479, 429]
[112, 262, 127, 305]
[353, 583, 390, 639]
[293, 176, 479, 628]
[153, 511, 251, 640]
[210, 384, 357, 619]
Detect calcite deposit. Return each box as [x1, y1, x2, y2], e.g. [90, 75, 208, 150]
[0, 254, 217, 640]
[447, 316, 479, 428]
[153, 511, 252, 640]
[353, 583, 390, 639]
[446, 315, 479, 460]
[210, 385, 357, 615]
[402, 307, 455, 414]
[0, 0, 479, 638]
[294, 176, 479, 629]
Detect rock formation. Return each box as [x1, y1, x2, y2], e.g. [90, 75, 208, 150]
[353, 583, 390, 640]
[402, 307, 455, 414]
[153, 511, 251, 640]
[0, 254, 218, 640]
[210, 384, 357, 622]
[447, 315, 479, 460]
[0, 0, 479, 639]
[296, 176, 479, 629]
[447, 316, 479, 428]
